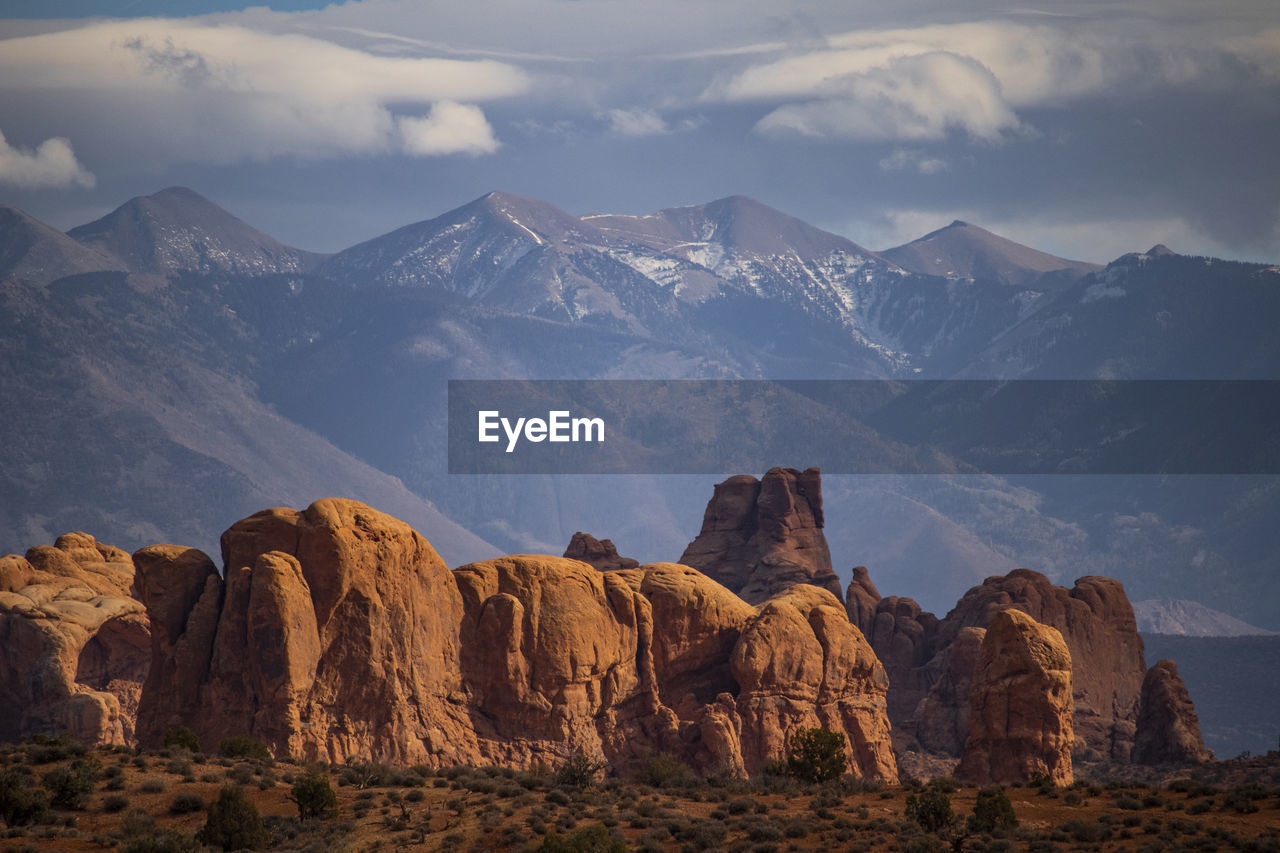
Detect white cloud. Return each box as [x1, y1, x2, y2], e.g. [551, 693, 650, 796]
[0, 129, 94, 189]
[879, 148, 948, 174]
[399, 102, 499, 156]
[0, 19, 528, 164]
[755, 52, 1024, 143]
[600, 107, 704, 137]
[604, 108, 670, 137]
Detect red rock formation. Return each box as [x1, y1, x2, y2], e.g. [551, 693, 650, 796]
[563, 532, 639, 571]
[852, 566, 1146, 762]
[957, 609, 1074, 786]
[679, 467, 842, 604]
[0, 533, 149, 745]
[914, 627, 985, 756]
[132, 498, 898, 781]
[1133, 660, 1213, 765]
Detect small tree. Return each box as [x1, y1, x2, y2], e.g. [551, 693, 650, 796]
[0, 766, 49, 826]
[196, 785, 268, 851]
[164, 726, 201, 754]
[553, 749, 608, 787]
[787, 727, 847, 783]
[905, 786, 955, 833]
[42, 757, 102, 810]
[217, 735, 272, 761]
[289, 768, 338, 820]
[969, 787, 1018, 832]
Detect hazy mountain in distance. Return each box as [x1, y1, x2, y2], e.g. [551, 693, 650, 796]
[1134, 599, 1277, 636]
[882, 219, 1101, 287]
[0, 205, 125, 285]
[68, 186, 326, 277]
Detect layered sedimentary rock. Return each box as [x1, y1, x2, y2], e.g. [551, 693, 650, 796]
[1133, 660, 1213, 765]
[0, 533, 150, 745]
[133, 499, 898, 781]
[563, 532, 639, 572]
[852, 566, 1148, 762]
[957, 609, 1074, 785]
[679, 467, 842, 604]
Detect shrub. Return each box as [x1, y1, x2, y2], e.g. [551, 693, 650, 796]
[169, 793, 204, 815]
[42, 757, 102, 810]
[217, 736, 271, 761]
[970, 788, 1018, 832]
[554, 750, 609, 788]
[196, 785, 268, 851]
[537, 821, 629, 852]
[103, 794, 130, 813]
[0, 766, 50, 826]
[121, 833, 199, 853]
[905, 788, 954, 833]
[163, 727, 201, 754]
[786, 727, 847, 784]
[632, 753, 693, 789]
[289, 769, 337, 820]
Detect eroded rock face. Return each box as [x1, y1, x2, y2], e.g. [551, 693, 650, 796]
[853, 566, 1147, 762]
[914, 627, 985, 756]
[937, 570, 1145, 761]
[1133, 660, 1213, 765]
[136, 499, 472, 764]
[0, 533, 149, 745]
[957, 609, 1073, 786]
[730, 585, 897, 781]
[563, 532, 639, 572]
[679, 467, 842, 604]
[133, 499, 898, 780]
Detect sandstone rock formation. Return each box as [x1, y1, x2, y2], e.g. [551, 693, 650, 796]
[914, 627, 985, 756]
[679, 467, 842, 604]
[0, 533, 150, 745]
[1132, 660, 1214, 765]
[563, 532, 639, 571]
[851, 566, 1147, 762]
[957, 609, 1074, 785]
[132, 499, 899, 781]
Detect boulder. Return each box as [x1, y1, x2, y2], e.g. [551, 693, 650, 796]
[957, 609, 1074, 785]
[563, 532, 639, 571]
[1132, 659, 1213, 765]
[0, 533, 149, 745]
[679, 467, 842, 604]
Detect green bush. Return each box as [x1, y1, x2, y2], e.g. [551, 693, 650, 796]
[970, 788, 1018, 832]
[289, 769, 337, 820]
[217, 736, 271, 761]
[632, 753, 693, 789]
[163, 727, 201, 754]
[786, 727, 847, 784]
[905, 787, 954, 833]
[0, 766, 50, 826]
[103, 794, 130, 813]
[42, 757, 102, 810]
[196, 785, 268, 851]
[537, 822, 628, 852]
[168, 793, 205, 815]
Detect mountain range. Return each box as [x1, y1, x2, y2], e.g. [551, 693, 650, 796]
[3, 186, 1279, 638]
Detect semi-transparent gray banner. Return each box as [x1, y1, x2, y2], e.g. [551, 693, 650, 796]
[447, 380, 1280, 475]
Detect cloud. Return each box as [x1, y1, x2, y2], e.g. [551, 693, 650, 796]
[0, 19, 528, 164]
[755, 52, 1024, 143]
[878, 148, 947, 174]
[600, 107, 705, 137]
[0, 129, 94, 189]
[399, 102, 499, 156]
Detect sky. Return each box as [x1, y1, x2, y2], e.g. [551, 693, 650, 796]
[1, 0, 1278, 263]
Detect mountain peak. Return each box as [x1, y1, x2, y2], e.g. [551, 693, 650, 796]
[0, 205, 125, 285]
[882, 220, 1101, 285]
[1147, 244, 1175, 257]
[68, 187, 324, 276]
